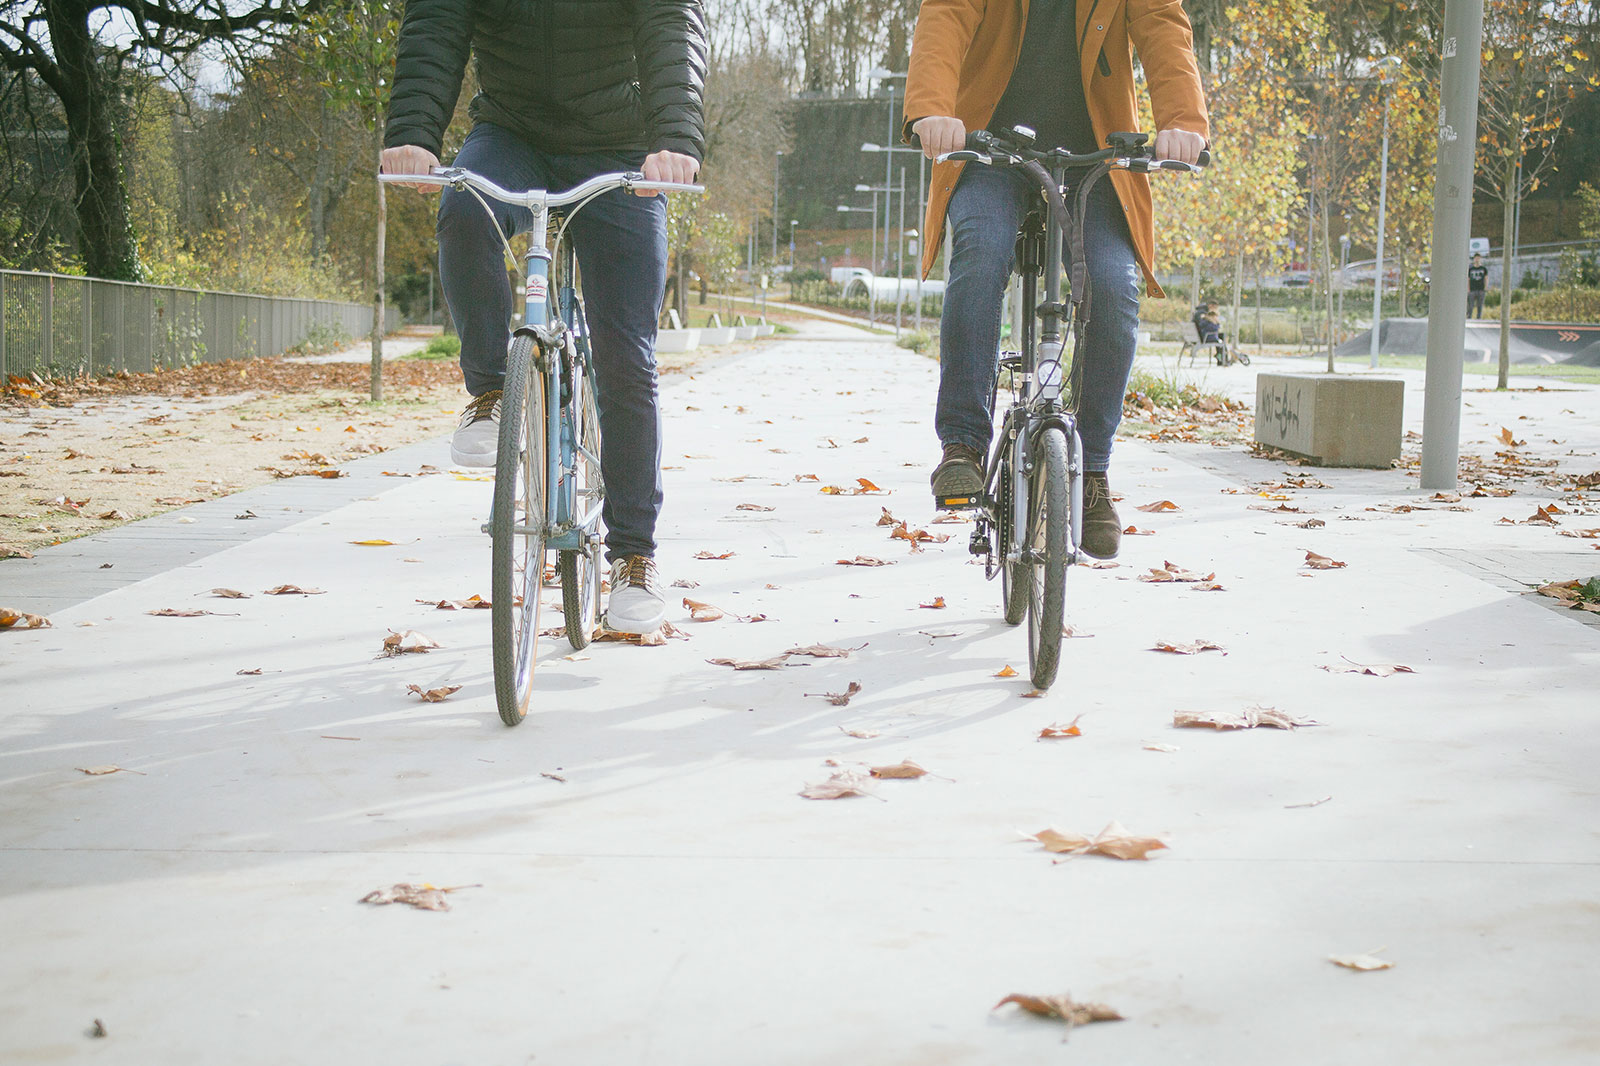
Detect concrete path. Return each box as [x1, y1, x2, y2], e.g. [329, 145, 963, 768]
[2, 319, 1597, 1064]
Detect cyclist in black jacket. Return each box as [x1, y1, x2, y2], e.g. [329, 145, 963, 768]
[381, 0, 707, 634]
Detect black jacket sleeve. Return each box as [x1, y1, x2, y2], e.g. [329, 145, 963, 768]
[384, 0, 474, 156]
[633, 0, 708, 161]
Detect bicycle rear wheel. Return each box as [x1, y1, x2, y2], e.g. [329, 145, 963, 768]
[491, 334, 548, 727]
[998, 450, 1031, 626]
[560, 372, 602, 648]
[1025, 426, 1070, 690]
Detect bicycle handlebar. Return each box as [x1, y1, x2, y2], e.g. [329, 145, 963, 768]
[377, 166, 705, 206]
[909, 129, 1209, 172]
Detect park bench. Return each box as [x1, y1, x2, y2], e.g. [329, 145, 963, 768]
[1178, 319, 1231, 366]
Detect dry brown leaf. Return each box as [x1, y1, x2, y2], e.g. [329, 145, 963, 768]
[1038, 715, 1084, 739]
[263, 584, 326, 596]
[382, 630, 440, 657]
[1122, 525, 1155, 535]
[804, 681, 862, 706]
[0, 545, 34, 559]
[96, 509, 133, 521]
[1026, 821, 1167, 861]
[876, 507, 900, 527]
[798, 770, 878, 800]
[1142, 742, 1179, 753]
[350, 539, 396, 546]
[993, 993, 1124, 1029]
[209, 588, 250, 599]
[838, 725, 880, 739]
[0, 606, 51, 629]
[693, 550, 736, 560]
[1303, 551, 1347, 570]
[706, 655, 790, 670]
[406, 683, 462, 703]
[1138, 561, 1214, 583]
[869, 758, 927, 779]
[147, 608, 227, 618]
[994, 665, 1019, 678]
[794, 473, 820, 482]
[836, 555, 894, 567]
[1497, 426, 1524, 447]
[237, 668, 263, 675]
[1321, 659, 1415, 677]
[919, 596, 947, 609]
[75, 765, 145, 776]
[786, 643, 866, 658]
[1019, 689, 1048, 699]
[1329, 950, 1394, 971]
[1296, 518, 1326, 529]
[683, 598, 725, 622]
[736, 503, 775, 512]
[359, 883, 476, 911]
[1152, 638, 1225, 655]
[1135, 500, 1181, 513]
[1173, 705, 1312, 730]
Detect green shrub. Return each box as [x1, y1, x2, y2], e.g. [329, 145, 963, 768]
[1511, 287, 1600, 323]
[897, 330, 932, 353]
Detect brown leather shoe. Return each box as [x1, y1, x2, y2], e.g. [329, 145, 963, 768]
[1081, 472, 1121, 559]
[931, 442, 985, 509]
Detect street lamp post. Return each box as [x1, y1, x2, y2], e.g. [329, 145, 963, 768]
[1371, 56, 1398, 368]
[855, 183, 887, 272]
[894, 165, 907, 337]
[1338, 232, 1351, 343]
[788, 219, 798, 271]
[772, 150, 783, 266]
[868, 67, 908, 276]
[862, 140, 929, 333]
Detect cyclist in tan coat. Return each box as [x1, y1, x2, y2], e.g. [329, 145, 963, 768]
[905, 0, 1208, 558]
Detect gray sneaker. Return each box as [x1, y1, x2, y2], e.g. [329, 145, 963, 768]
[605, 555, 666, 633]
[450, 389, 500, 468]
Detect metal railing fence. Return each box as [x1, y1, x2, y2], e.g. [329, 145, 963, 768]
[0, 270, 398, 382]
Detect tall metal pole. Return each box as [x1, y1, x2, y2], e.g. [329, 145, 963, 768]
[895, 165, 906, 338]
[915, 149, 926, 334]
[884, 85, 895, 275]
[772, 150, 782, 266]
[1370, 83, 1390, 368]
[1421, 0, 1486, 491]
[871, 191, 879, 270]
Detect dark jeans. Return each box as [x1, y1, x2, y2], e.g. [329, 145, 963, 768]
[938, 163, 1141, 472]
[1467, 288, 1485, 318]
[437, 122, 668, 561]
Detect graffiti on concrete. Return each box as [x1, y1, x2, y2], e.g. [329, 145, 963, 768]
[1266, 380, 1302, 438]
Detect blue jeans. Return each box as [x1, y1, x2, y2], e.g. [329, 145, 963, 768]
[438, 122, 668, 562]
[938, 163, 1142, 472]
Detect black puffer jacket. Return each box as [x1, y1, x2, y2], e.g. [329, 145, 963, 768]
[385, 0, 707, 162]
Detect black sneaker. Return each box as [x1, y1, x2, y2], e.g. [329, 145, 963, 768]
[1081, 472, 1121, 559]
[931, 442, 985, 509]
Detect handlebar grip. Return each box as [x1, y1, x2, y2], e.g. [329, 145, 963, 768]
[1198, 148, 1211, 167]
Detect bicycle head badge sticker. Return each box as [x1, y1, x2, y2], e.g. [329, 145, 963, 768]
[526, 274, 549, 304]
[1036, 340, 1065, 401]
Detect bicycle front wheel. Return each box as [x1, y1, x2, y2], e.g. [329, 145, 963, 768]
[560, 373, 603, 648]
[1025, 426, 1070, 690]
[491, 334, 548, 727]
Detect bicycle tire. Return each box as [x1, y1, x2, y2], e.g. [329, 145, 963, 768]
[491, 334, 548, 727]
[1236, 350, 1252, 366]
[560, 375, 603, 647]
[1025, 426, 1070, 690]
[997, 450, 1031, 625]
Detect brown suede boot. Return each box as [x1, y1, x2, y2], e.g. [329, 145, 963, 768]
[931, 442, 985, 509]
[1081, 472, 1121, 559]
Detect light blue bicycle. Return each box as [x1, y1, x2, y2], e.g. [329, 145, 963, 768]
[380, 167, 702, 725]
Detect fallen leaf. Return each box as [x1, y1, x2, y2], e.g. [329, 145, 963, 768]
[1138, 561, 1214, 583]
[683, 598, 725, 622]
[1303, 551, 1347, 570]
[359, 883, 477, 911]
[1122, 525, 1155, 535]
[1152, 638, 1225, 655]
[147, 608, 228, 618]
[0, 607, 51, 629]
[382, 630, 440, 657]
[236, 668, 263, 675]
[1038, 715, 1085, 739]
[794, 473, 820, 482]
[1285, 795, 1333, 809]
[736, 503, 775, 512]
[876, 507, 900, 527]
[836, 555, 894, 567]
[869, 759, 927, 779]
[856, 477, 884, 493]
[0, 545, 34, 559]
[1019, 690, 1049, 699]
[1320, 658, 1415, 676]
[1329, 950, 1394, 972]
[406, 683, 462, 703]
[1497, 427, 1524, 447]
[1135, 500, 1181, 513]
[1142, 742, 1179, 753]
[706, 655, 789, 670]
[263, 584, 326, 596]
[1173, 705, 1312, 730]
[209, 588, 250, 599]
[350, 539, 396, 546]
[918, 596, 947, 609]
[95, 509, 133, 521]
[540, 771, 567, 782]
[994, 665, 1019, 678]
[694, 550, 736, 560]
[993, 993, 1124, 1030]
[786, 643, 866, 658]
[799, 769, 878, 800]
[75, 765, 145, 776]
[838, 725, 880, 739]
[1026, 821, 1167, 861]
[1296, 518, 1326, 529]
[805, 681, 862, 706]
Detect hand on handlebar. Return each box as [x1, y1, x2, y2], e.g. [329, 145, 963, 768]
[380, 145, 442, 192]
[911, 116, 967, 160]
[640, 150, 699, 196]
[1152, 129, 1206, 166]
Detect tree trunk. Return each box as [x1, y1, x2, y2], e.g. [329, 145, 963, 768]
[1321, 197, 1335, 372]
[45, 0, 141, 280]
[310, 100, 336, 260]
[1230, 248, 1243, 359]
[1254, 257, 1263, 357]
[371, 137, 385, 403]
[1496, 158, 1516, 391]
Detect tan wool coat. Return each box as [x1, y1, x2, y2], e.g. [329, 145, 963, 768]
[903, 0, 1210, 292]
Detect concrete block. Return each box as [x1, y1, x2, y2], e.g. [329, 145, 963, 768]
[655, 328, 700, 353]
[1254, 373, 1404, 468]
